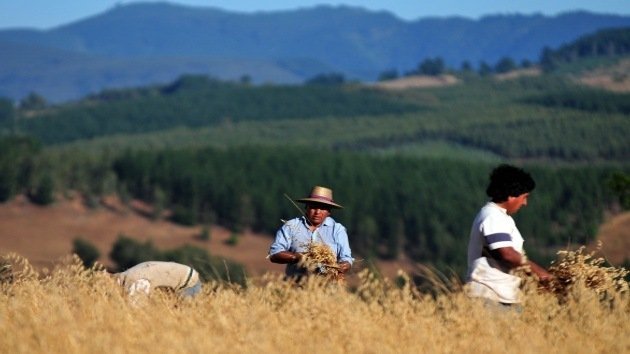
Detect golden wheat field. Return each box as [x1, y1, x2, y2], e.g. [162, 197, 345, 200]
[0, 250, 628, 354]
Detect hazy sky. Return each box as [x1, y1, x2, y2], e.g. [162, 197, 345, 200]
[1, 0, 629, 29]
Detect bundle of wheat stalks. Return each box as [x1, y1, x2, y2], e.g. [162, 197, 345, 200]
[546, 245, 629, 300]
[298, 242, 343, 281]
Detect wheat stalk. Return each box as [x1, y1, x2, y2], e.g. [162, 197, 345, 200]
[298, 242, 344, 281]
[545, 244, 629, 300]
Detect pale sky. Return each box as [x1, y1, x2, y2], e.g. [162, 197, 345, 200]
[0, 0, 629, 30]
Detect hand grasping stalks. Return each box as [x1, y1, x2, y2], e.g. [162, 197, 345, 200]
[298, 242, 344, 281]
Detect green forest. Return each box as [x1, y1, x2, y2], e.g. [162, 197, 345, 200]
[5, 76, 628, 162]
[0, 30, 629, 279]
[541, 27, 630, 71]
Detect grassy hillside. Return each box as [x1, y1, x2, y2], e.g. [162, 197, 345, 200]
[28, 74, 629, 164]
[14, 77, 424, 145]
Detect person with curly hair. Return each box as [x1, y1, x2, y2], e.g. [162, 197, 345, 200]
[465, 164, 553, 306]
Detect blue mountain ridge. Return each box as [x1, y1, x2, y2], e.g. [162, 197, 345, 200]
[1, 2, 629, 102]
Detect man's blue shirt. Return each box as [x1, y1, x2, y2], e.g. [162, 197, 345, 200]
[269, 216, 353, 276]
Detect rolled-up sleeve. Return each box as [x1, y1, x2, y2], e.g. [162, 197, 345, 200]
[269, 225, 291, 256]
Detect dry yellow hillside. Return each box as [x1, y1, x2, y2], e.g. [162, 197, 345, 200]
[594, 211, 630, 265]
[577, 58, 630, 92]
[372, 74, 459, 90]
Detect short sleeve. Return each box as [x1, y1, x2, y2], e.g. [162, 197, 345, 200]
[480, 214, 514, 250]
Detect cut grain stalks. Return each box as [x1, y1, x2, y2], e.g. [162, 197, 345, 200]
[298, 242, 345, 282]
[544, 244, 629, 302]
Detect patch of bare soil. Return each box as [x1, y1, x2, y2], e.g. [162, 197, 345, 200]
[592, 211, 630, 266]
[494, 68, 541, 81]
[577, 59, 630, 92]
[372, 74, 459, 90]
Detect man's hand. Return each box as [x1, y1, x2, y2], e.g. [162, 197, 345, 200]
[337, 261, 351, 274]
[490, 247, 555, 284]
[529, 261, 555, 283]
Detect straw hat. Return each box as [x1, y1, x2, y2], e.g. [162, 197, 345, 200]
[295, 185, 343, 209]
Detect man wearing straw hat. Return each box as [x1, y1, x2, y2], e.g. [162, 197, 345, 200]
[268, 185, 353, 279]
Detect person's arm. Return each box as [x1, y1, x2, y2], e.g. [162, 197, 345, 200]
[491, 247, 553, 281]
[337, 261, 351, 274]
[268, 222, 301, 264]
[269, 251, 302, 264]
[335, 224, 353, 274]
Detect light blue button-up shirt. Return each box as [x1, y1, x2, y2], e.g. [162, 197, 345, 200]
[269, 216, 353, 277]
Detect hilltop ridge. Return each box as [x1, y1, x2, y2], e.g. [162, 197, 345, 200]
[1, 3, 629, 102]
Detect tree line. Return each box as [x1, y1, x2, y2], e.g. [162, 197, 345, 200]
[540, 27, 630, 71]
[377, 28, 630, 80]
[377, 55, 535, 81]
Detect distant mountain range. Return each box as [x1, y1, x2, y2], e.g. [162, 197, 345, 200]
[1, 2, 629, 103]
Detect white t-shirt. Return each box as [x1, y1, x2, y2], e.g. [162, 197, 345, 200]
[465, 202, 524, 303]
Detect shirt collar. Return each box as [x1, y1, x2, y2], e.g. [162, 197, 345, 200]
[300, 215, 331, 227]
[488, 201, 507, 214]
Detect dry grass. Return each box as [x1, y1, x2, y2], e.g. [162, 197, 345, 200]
[546, 244, 629, 301]
[1, 252, 628, 354]
[372, 74, 459, 90]
[494, 68, 542, 81]
[594, 211, 630, 266]
[576, 59, 630, 93]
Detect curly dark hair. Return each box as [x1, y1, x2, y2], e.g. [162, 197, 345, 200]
[485, 164, 535, 202]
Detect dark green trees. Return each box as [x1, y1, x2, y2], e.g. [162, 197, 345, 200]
[0, 136, 41, 202]
[73, 238, 101, 268]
